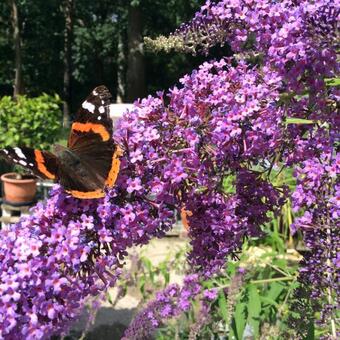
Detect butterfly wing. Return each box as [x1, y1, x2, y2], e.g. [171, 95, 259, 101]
[0, 86, 122, 200]
[63, 85, 122, 199]
[0, 147, 58, 180]
[58, 160, 106, 199]
[68, 85, 113, 149]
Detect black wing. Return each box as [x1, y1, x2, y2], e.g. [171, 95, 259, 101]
[62, 86, 122, 199]
[0, 147, 58, 180]
[68, 85, 113, 149]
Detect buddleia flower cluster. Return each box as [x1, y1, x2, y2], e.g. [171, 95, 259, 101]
[145, 0, 339, 335]
[292, 154, 339, 329]
[0, 183, 175, 338]
[122, 274, 203, 339]
[114, 60, 286, 275]
[0, 0, 338, 338]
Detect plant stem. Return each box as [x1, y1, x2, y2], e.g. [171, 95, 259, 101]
[251, 276, 295, 284]
[282, 277, 297, 307]
[217, 275, 295, 289]
[268, 263, 290, 277]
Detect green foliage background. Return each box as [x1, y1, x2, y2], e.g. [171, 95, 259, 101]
[0, 94, 62, 149]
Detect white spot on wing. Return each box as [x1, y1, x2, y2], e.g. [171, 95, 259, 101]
[14, 147, 26, 159]
[19, 160, 27, 166]
[3, 149, 9, 154]
[93, 89, 98, 95]
[29, 163, 34, 166]
[82, 100, 95, 113]
[99, 106, 105, 114]
[97, 116, 102, 121]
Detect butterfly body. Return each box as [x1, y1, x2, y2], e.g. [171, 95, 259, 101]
[58, 148, 100, 188]
[0, 86, 122, 199]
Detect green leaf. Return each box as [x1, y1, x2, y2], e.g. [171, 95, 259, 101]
[227, 261, 237, 276]
[260, 296, 280, 309]
[325, 77, 340, 87]
[234, 302, 247, 340]
[273, 258, 288, 272]
[159, 263, 170, 285]
[267, 282, 285, 302]
[141, 257, 155, 282]
[223, 174, 236, 194]
[0, 94, 62, 150]
[139, 276, 145, 296]
[130, 0, 140, 6]
[247, 285, 261, 337]
[142, 257, 152, 270]
[218, 291, 229, 323]
[106, 292, 113, 305]
[285, 118, 316, 125]
[305, 319, 315, 339]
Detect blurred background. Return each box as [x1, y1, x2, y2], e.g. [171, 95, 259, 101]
[0, 0, 210, 125]
[0, 0, 209, 179]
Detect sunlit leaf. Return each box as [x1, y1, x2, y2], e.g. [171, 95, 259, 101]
[285, 118, 316, 125]
[247, 285, 261, 337]
[234, 302, 247, 339]
[218, 291, 229, 323]
[325, 77, 340, 87]
[267, 282, 285, 302]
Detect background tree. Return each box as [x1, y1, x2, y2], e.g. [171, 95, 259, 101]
[9, 0, 23, 98]
[0, 2, 13, 96]
[62, 0, 74, 127]
[126, 1, 145, 101]
[0, 0, 204, 110]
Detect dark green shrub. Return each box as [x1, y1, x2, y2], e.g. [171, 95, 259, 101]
[0, 94, 62, 150]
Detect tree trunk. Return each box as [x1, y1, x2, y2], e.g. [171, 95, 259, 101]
[116, 31, 125, 103]
[62, 0, 73, 127]
[126, 4, 145, 102]
[9, 0, 23, 98]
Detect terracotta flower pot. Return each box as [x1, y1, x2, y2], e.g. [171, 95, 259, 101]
[1, 172, 37, 204]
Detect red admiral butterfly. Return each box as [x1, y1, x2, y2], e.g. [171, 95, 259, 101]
[0, 86, 123, 199]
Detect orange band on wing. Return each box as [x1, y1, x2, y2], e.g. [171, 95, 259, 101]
[105, 146, 123, 187]
[72, 122, 110, 141]
[34, 150, 56, 179]
[180, 206, 193, 230]
[67, 189, 105, 199]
